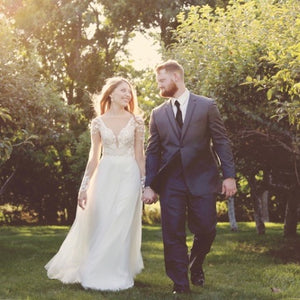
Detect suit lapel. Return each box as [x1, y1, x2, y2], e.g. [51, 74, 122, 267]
[181, 95, 196, 140]
[165, 99, 181, 139]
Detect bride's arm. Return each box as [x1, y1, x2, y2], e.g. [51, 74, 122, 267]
[78, 119, 102, 209]
[134, 116, 145, 188]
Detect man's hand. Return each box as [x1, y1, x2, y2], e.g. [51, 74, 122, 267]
[222, 178, 237, 199]
[142, 186, 158, 204]
[78, 191, 87, 210]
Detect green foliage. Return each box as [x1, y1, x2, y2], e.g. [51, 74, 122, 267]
[168, 0, 300, 220]
[1, 0, 299, 225]
[0, 15, 75, 163]
[0, 107, 13, 163]
[100, 0, 224, 47]
[68, 129, 90, 191]
[135, 69, 165, 121]
[8, 0, 139, 112]
[142, 202, 161, 225]
[216, 200, 228, 218]
[0, 203, 38, 224]
[0, 15, 79, 224]
[245, 10, 300, 129]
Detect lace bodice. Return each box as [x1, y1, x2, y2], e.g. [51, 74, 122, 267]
[91, 115, 144, 157]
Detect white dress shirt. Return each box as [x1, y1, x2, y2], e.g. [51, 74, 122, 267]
[171, 89, 190, 122]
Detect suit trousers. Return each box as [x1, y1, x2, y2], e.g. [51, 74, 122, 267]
[159, 155, 217, 288]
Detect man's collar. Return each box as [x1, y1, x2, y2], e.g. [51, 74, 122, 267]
[171, 89, 189, 106]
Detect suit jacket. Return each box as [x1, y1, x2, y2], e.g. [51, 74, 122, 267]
[145, 93, 236, 196]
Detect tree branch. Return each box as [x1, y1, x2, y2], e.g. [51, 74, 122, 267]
[239, 129, 300, 156]
[0, 168, 17, 197]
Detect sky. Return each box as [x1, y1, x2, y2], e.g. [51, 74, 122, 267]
[126, 31, 162, 71]
[87, 23, 162, 71]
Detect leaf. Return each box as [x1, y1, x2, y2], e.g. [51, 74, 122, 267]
[267, 88, 273, 101]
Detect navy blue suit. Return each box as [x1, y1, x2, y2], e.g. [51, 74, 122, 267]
[145, 93, 235, 289]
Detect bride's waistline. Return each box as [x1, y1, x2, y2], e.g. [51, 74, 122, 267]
[101, 154, 135, 158]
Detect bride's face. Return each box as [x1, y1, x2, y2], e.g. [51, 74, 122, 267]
[110, 82, 132, 108]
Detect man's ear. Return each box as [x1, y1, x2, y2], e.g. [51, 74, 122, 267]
[173, 71, 180, 82]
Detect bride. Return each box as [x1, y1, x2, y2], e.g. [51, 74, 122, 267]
[45, 77, 145, 291]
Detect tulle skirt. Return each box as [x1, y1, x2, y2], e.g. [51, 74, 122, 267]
[45, 155, 144, 291]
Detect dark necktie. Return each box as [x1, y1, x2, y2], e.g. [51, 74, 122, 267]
[175, 100, 183, 128]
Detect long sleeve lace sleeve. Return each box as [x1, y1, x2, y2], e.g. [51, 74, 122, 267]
[79, 174, 90, 192]
[135, 115, 145, 142]
[134, 115, 145, 186]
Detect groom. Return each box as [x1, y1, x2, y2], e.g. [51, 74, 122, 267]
[143, 60, 237, 294]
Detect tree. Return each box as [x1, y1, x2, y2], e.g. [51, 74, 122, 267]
[0, 15, 77, 223]
[100, 0, 231, 48]
[1, 0, 135, 125]
[168, 0, 300, 233]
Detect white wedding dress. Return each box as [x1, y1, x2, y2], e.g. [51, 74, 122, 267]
[45, 115, 144, 291]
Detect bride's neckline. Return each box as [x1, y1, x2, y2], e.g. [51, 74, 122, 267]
[98, 115, 134, 138]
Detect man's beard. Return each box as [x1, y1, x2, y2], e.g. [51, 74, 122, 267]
[160, 81, 178, 98]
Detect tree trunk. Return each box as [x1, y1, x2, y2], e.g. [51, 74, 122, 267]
[260, 190, 269, 222]
[284, 188, 299, 237]
[253, 200, 265, 235]
[249, 175, 265, 234]
[228, 196, 238, 231]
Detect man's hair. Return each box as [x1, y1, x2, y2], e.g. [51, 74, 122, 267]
[155, 60, 184, 78]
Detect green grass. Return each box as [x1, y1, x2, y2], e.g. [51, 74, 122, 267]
[0, 223, 300, 300]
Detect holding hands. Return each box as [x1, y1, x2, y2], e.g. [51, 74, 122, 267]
[142, 186, 158, 204]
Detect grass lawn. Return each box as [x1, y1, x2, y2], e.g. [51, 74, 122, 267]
[0, 222, 300, 300]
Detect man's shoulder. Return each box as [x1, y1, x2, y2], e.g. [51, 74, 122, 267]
[190, 93, 214, 104]
[152, 100, 169, 113]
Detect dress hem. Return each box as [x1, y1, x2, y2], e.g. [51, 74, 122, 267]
[45, 266, 144, 292]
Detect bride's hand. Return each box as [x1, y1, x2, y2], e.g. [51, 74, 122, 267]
[142, 187, 158, 204]
[78, 191, 87, 210]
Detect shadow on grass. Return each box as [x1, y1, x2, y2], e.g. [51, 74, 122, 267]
[269, 235, 300, 264]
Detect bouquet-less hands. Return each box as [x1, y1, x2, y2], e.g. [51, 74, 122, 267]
[222, 177, 237, 199]
[78, 191, 87, 210]
[142, 178, 236, 203]
[142, 187, 158, 204]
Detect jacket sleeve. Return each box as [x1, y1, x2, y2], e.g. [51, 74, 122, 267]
[145, 110, 162, 187]
[208, 100, 236, 179]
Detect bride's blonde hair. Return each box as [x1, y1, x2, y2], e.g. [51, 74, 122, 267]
[93, 77, 140, 116]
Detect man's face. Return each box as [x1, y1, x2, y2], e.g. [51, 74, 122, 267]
[156, 69, 178, 98]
